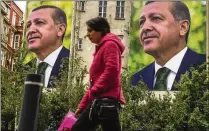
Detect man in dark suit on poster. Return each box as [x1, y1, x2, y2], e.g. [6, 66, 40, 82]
[26, 5, 70, 88]
[132, 1, 206, 90]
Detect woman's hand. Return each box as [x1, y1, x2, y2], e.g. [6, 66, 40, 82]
[74, 109, 81, 117]
[63, 128, 70, 131]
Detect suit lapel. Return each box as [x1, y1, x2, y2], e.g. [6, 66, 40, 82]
[143, 63, 155, 90]
[175, 48, 197, 82]
[47, 47, 70, 88]
[173, 48, 199, 90]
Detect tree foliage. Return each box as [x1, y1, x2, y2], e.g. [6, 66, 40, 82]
[1, 45, 33, 130]
[37, 57, 89, 130]
[120, 63, 209, 131]
[2, 45, 209, 131]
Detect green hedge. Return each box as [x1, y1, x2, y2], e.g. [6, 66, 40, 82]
[1, 48, 208, 130]
[120, 64, 209, 131]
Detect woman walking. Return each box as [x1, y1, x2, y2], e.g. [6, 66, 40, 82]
[71, 17, 125, 131]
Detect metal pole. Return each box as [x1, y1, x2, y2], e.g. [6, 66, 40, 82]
[68, 1, 77, 88]
[206, 1, 209, 68]
[18, 74, 43, 131]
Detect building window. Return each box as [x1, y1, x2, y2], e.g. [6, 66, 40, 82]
[10, 31, 14, 47]
[99, 0, 107, 17]
[1, 25, 8, 43]
[14, 35, 20, 49]
[116, 1, 125, 19]
[7, 56, 12, 70]
[12, 58, 16, 71]
[78, 1, 85, 11]
[77, 38, 83, 50]
[5, 55, 11, 69]
[1, 49, 5, 66]
[12, 13, 16, 26]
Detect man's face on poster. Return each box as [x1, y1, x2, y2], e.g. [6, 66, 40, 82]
[26, 8, 60, 54]
[139, 2, 181, 57]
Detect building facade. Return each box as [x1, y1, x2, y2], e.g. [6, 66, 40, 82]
[71, 1, 131, 71]
[1, 0, 24, 71]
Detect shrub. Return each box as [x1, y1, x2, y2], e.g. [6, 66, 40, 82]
[2, 46, 208, 131]
[120, 63, 209, 131]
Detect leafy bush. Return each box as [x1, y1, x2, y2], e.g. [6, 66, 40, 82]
[37, 57, 89, 130]
[120, 63, 209, 131]
[2, 46, 208, 131]
[1, 46, 31, 131]
[1, 47, 89, 131]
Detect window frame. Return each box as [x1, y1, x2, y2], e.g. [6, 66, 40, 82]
[13, 34, 20, 49]
[115, 1, 125, 20]
[12, 12, 16, 26]
[1, 49, 5, 66]
[10, 31, 14, 47]
[98, 0, 107, 17]
[77, 38, 83, 51]
[78, 1, 85, 12]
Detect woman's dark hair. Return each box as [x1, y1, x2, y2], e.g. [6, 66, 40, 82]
[86, 17, 110, 36]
